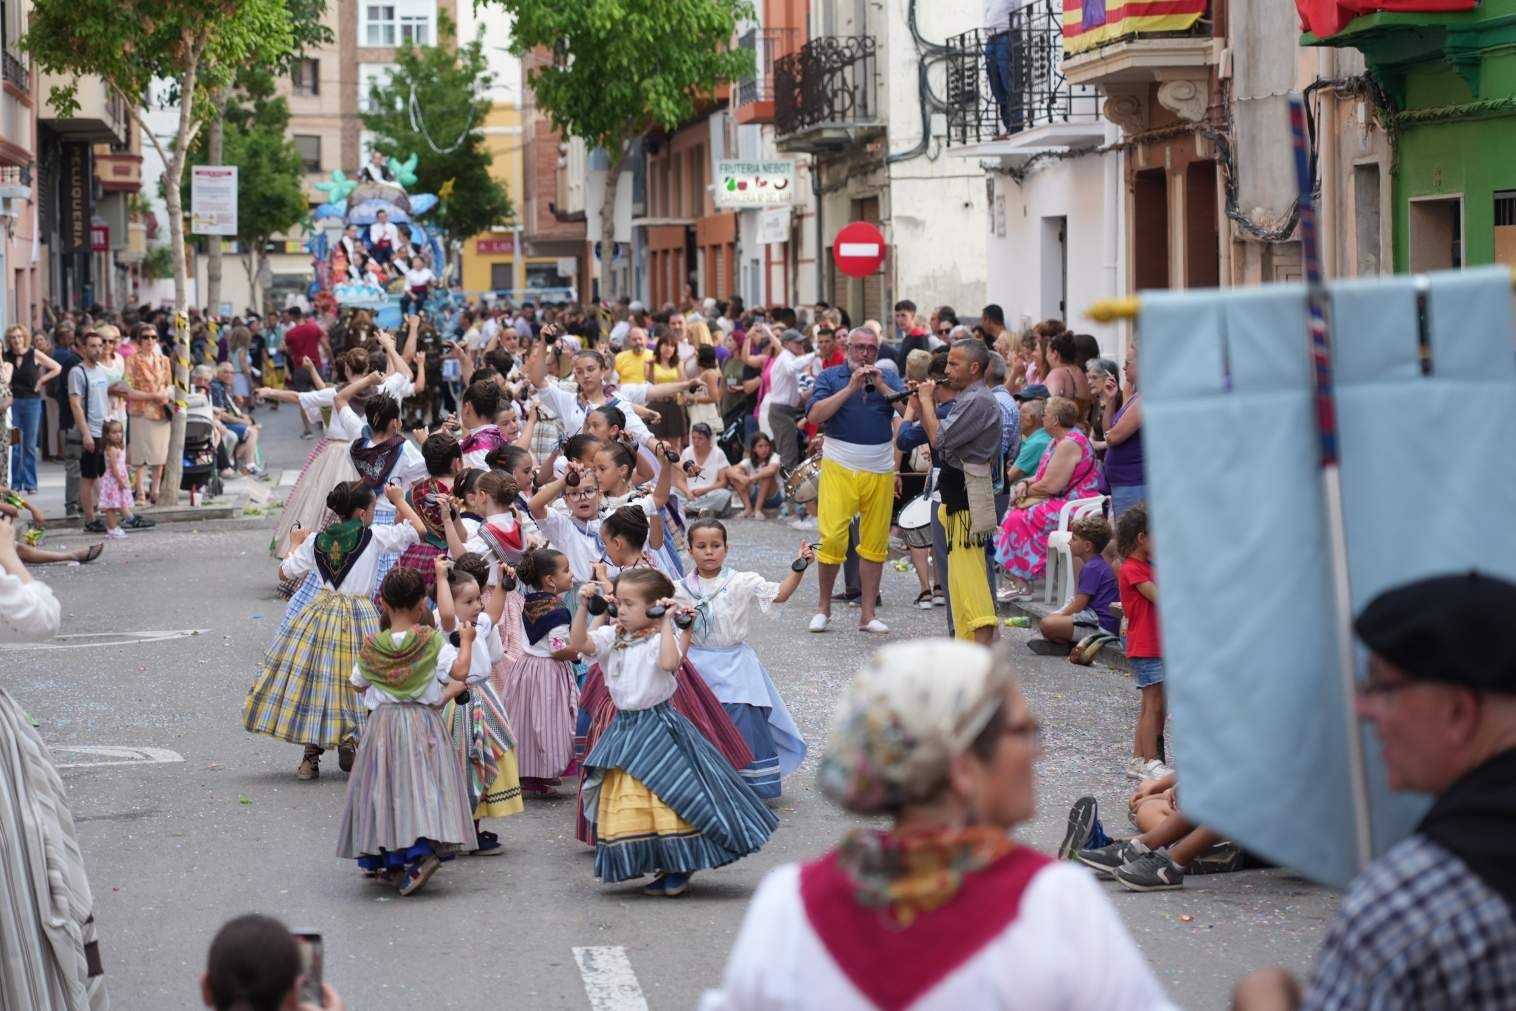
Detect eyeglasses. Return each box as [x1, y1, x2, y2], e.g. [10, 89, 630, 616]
[850, 344, 879, 356]
[564, 488, 598, 500]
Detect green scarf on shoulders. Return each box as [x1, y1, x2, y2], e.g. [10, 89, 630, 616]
[358, 626, 444, 701]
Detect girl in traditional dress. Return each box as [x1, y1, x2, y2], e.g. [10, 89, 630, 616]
[675, 519, 812, 800]
[433, 557, 524, 854]
[570, 567, 778, 896]
[450, 470, 529, 668]
[336, 566, 476, 897]
[590, 438, 684, 577]
[501, 548, 579, 796]
[349, 393, 427, 600]
[245, 481, 426, 781]
[394, 431, 462, 599]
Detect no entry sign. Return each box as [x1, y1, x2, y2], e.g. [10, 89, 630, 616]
[833, 221, 886, 278]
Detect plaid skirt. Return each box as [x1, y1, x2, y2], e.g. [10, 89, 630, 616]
[443, 681, 523, 819]
[370, 501, 401, 602]
[582, 703, 779, 883]
[336, 702, 478, 859]
[277, 572, 323, 637]
[395, 541, 446, 598]
[244, 589, 376, 748]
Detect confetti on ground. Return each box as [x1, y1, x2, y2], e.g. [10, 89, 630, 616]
[238, 794, 253, 805]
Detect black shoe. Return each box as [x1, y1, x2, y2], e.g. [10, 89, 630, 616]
[82, 518, 106, 534]
[831, 591, 862, 603]
[1058, 796, 1099, 860]
[337, 739, 356, 772]
[124, 514, 156, 529]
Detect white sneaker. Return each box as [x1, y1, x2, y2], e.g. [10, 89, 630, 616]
[1125, 756, 1161, 781]
[106, 527, 127, 540]
[858, 618, 889, 634]
[808, 613, 830, 633]
[789, 516, 818, 531]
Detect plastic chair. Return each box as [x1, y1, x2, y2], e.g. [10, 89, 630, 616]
[1044, 495, 1109, 608]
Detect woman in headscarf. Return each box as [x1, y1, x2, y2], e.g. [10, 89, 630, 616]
[701, 639, 1174, 1011]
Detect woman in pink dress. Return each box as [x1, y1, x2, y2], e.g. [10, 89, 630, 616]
[993, 396, 1102, 597]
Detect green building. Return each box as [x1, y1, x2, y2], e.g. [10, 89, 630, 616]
[1307, 2, 1516, 272]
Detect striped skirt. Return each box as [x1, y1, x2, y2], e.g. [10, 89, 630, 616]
[244, 589, 376, 748]
[574, 660, 753, 845]
[370, 500, 401, 602]
[489, 589, 526, 691]
[271, 438, 354, 559]
[336, 702, 478, 859]
[688, 643, 809, 800]
[443, 681, 523, 820]
[501, 653, 578, 780]
[582, 703, 779, 883]
[395, 541, 446, 598]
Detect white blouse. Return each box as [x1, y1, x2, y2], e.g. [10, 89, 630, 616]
[522, 622, 571, 658]
[587, 625, 678, 710]
[350, 628, 452, 710]
[353, 436, 425, 489]
[675, 570, 781, 649]
[536, 383, 653, 443]
[297, 387, 337, 426]
[535, 508, 603, 583]
[700, 861, 1178, 1011]
[280, 522, 418, 594]
[0, 571, 60, 642]
[436, 613, 502, 685]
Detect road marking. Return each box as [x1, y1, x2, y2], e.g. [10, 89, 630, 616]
[573, 946, 650, 1011]
[838, 241, 881, 257]
[0, 629, 210, 652]
[50, 746, 185, 770]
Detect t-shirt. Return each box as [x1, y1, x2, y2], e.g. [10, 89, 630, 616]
[806, 363, 906, 474]
[614, 348, 653, 386]
[1076, 555, 1119, 633]
[404, 266, 435, 291]
[1119, 555, 1160, 659]
[66, 363, 112, 438]
[678, 446, 725, 495]
[284, 321, 324, 371]
[1013, 428, 1052, 476]
[50, 348, 81, 432]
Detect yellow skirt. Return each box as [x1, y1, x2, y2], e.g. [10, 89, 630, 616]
[596, 768, 697, 845]
[476, 748, 525, 819]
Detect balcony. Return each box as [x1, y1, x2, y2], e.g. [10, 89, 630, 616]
[95, 152, 142, 193]
[774, 35, 880, 153]
[734, 26, 799, 126]
[2, 50, 27, 93]
[38, 71, 129, 145]
[1061, 0, 1219, 88]
[945, 0, 1104, 158]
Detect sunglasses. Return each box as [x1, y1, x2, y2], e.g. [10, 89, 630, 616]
[937, 327, 953, 336]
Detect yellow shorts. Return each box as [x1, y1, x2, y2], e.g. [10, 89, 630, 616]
[816, 458, 894, 565]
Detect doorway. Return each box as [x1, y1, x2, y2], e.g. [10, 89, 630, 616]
[1408, 196, 1463, 272]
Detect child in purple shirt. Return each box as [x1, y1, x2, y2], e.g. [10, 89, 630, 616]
[1039, 515, 1120, 643]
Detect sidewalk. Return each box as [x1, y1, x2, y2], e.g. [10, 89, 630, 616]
[23, 454, 285, 529]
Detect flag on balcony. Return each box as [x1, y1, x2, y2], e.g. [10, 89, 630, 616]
[1296, 0, 1476, 39]
[1062, 0, 1208, 56]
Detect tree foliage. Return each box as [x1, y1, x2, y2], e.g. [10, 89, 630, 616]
[486, 0, 754, 154]
[361, 13, 513, 261]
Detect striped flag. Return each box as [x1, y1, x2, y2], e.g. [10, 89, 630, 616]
[1062, 0, 1208, 55]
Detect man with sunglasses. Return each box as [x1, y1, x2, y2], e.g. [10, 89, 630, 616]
[1237, 572, 1516, 1011]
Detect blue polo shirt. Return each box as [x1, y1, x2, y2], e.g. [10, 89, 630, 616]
[807, 364, 905, 474]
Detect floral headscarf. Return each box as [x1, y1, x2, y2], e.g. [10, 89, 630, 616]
[817, 640, 1013, 816]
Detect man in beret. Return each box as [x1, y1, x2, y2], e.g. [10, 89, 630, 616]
[1236, 571, 1516, 1010]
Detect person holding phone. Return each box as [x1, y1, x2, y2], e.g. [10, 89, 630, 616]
[201, 914, 345, 1011]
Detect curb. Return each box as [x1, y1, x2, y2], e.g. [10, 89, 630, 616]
[1002, 596, 1132, 672]
[44, 503, 245, 529]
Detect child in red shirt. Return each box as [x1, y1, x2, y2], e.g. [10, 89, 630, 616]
[1117, 504, 1169, 782]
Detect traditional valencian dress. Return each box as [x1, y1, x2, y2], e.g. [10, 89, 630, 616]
[699, 829, 1175, 1010]
[676, 568, 807, 800]
[270, 396, 363, 563]
[501, 591, 579, 789]
[394, 475, 452, 598]
[438, 612, 524, 821]
[579, 626, 778, 884]
[336, 626, 478, 873]
[245, 515, 418, 750]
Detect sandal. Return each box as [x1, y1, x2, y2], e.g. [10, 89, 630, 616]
[914, 589, 934, 610]
[78, 544, 104, 564]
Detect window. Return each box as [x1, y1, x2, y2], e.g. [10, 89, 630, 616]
[292, 58, 319, 97]
[490, 263, 513, 291]
[399, 13, 430, 45]
[293, 135, 322, 174]
[1409, 196, 1463, 273]
[358, 65, 397, 112]
[364, 4, 396, 46]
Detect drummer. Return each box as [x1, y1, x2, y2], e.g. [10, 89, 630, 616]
[803, 327, 910, 635]
[896, 352, 959, 625]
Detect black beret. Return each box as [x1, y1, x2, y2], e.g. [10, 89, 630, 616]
[1355, 572, 1516, 693]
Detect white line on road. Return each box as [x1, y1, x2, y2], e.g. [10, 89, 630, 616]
[0, 629, 210, 652]
[50, 746, 185, 770]
[573, 946, 650, 1011]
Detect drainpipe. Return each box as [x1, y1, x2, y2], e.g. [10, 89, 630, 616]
[1102, 121, 1122, 354]
[1318, 48, 1340, 278]
[812, 155, 824, 306]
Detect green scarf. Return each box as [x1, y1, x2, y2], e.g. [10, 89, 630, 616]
[314, 517, 367, 586]
[358, 627, 443, 701]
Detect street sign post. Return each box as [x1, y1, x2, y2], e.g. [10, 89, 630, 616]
[832, 221, 886, 278]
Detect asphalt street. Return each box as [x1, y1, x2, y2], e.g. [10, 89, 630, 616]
[4, 405, 1341, 1010]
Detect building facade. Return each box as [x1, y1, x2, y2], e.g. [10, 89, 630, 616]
[0, 0, 39, 330]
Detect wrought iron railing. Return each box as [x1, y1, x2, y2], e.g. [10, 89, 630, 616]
[945, 0, 1101, 147]
[736, 27, 798, 107]
[2, 50, 26, 91]
[774, 35, 878, 137]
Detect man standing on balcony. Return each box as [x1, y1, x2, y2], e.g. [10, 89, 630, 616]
[983, 0, 1024, 139]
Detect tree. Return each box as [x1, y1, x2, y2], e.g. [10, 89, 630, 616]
[361, 14, 512, 284]
[485, 0, 754, 289]
[24, 0, 301, 505]
[185, 71, 309, 313]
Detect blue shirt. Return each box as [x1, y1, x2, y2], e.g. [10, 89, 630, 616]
[807, 363, 905, 446]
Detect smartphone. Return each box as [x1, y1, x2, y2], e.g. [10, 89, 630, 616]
[293, 931, 322, 1006]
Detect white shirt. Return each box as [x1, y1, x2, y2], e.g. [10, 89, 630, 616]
[608, 320, 631, 349]
[535, 508, 603, 583]
[436, 612, 502, 685]
[984, 0, 1018, 32]
[463, 510, 525, 582]
[522, 621, 571, 658]
[535, 383, 652, 444]
[404, 266, 435, 290]
[378, 372, 416, 402]
[280, 521, 418, 593]
[677, 446, 725, 497]
[700, 861, 1177, 1011]
[369, 221, 399, 246]
[350, 628, 453, 710]
[354, 435, 425, 489]
[479, 316, 500, 343]
[768, 349, 817, 410]
[674, 570, 781, 648]
[0, 571, 60, 642]
[586, 625, 678, 710]
[324, 402, 367, 441]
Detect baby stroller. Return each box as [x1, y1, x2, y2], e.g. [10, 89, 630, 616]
[180, 416, 221, 499]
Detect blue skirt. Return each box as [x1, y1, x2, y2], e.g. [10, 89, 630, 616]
[688, 643, 807, 795]
[581, 702, 778, 883]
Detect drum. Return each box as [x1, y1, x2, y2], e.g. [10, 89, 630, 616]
[784, 455, 822, 505]
[897, 495, 934, 549]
